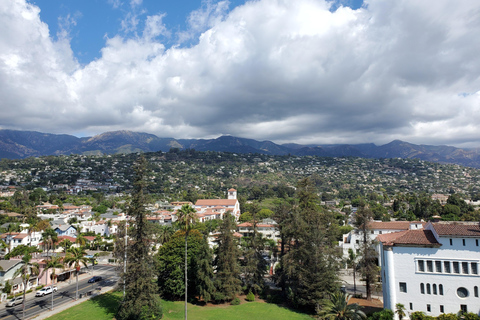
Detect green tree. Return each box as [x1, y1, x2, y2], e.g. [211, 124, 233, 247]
[58, 238, 73, 253]
[64, 246, 88, 300]
[273, 200, 294, 297]
[347, 249, 358, 295]
[117, 156, 162, 320]
[395, 303, 406, 320]
[41, 256, 64, 311]
[284, 178, 341, 311]
[214, 212, 242, 301]
[157, 229, 214, 301]
[242, 209, 267, 295]
[320, 292, 366, 320]
[176, 203, 198, 320]
[353, 202, 377, 301]
[13, 253, 40, 320]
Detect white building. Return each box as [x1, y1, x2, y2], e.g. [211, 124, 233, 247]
[339, 221, 425, 257]
[378, 221, 480, 318]
[194, 188, 241, 220]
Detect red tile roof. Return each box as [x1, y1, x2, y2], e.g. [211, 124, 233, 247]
[378, 230, 440, 247]
[195, 199, 237, 206]
[368, 221, 425, 230]
[432, 222, 480, 237]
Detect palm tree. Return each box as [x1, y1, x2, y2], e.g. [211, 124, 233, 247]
[39, 256, 64, 311]
[75, 234, 86, 248]
[13, 253, 40, 320]
[347, 249, 358, 295]
[158, 225, 174, 245]
[64, 246, 88, 300]
[58, 238, 73, 253]
[177, 204, 198, 320]
[94, 234, 103, 250]
[320, 292, 366, 320]
[41, 228, 58, 284]
[395, 303, 406, 320]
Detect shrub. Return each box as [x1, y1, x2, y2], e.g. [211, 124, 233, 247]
[36, 285, 44, 290]
[231, 297, 241, 305]
[246, 291, 255, 302]
[462, 313, 480, 320]
[410, 312, 427, 320]
[370, 309, 394, 320]
[437, 314, 458, 320]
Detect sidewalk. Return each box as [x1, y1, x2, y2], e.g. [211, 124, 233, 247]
[339, 268, 383, 302]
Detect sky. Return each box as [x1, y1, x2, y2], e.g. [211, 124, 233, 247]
[1, 0, 479, 147]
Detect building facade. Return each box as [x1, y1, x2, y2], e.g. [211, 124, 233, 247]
[378, 221, 480, 318]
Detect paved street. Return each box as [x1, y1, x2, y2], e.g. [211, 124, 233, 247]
[339, 269, 383, 301]
[0, 264, 119, 320]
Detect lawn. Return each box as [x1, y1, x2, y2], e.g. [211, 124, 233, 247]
[45, 292, 313, 320]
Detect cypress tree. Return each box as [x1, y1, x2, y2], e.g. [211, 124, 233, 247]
[242, 209, 267, 295]
[214, 212, 242, 301]
[117, 156, 162, 320]
[285, 178, 341, 312]
[353, 202, 377, 301]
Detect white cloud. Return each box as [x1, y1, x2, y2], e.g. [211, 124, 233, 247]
[1, 0, 480, 148]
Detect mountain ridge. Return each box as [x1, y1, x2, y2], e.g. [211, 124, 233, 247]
[1, 129, 480, 168]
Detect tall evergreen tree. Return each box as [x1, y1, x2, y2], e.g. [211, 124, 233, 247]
[214, 212, 242, 301]
[242, 209, 267, 295]
[117, 156, 162, 320]
[353, 202, 377, 301]
[284, 178, 341, 312]
[273, 200, 294, 297]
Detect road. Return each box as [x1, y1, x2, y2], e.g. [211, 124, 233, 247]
[0, 265, 119, 320]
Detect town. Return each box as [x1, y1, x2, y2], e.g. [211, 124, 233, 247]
[0, 151, 479, 319]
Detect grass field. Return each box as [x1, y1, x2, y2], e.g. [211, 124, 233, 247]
[45, 292, 313, 320]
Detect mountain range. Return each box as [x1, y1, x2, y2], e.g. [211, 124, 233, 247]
[2, 129, 480, 168]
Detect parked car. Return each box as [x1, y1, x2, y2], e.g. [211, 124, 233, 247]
[35, 285, 57, 297]
[88, 276, 103, 283]
[6, 296, 23, 307]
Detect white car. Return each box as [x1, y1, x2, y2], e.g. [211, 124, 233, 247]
[35, 285, 58, 297]
[6, 296, 23, 307]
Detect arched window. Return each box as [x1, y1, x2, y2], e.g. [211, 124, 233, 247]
[420, 283, 425, 294]
[433, 284, 437, 295]
[439, 284, 444, 295]
[475, 286, 478, 298]
[427, 283, 431, 294]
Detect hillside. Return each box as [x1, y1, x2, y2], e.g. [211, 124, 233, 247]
[1, 129, 480, 168]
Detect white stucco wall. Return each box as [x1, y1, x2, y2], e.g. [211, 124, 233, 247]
[382, 236, 480, 318]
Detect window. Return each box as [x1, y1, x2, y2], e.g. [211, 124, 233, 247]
[476, 239, 479, 246]
[418, 260, 425, 272]
[472, 262, 478, 275]
[444, 261, 451, 273]
[475, 286, 478, 298]
[460, 305, 468, 313]
[427, 283, 431, 294]
[433, 284, 437, 295]
[435, 261, 442, 273]
[420, 283, 425, 294]
[399, 282, 407, 293]
[410, 303, 413, 310]
[440, 305, 444, 313]
[450, 238, 453, 245]
[462, 262, 469, 274]
[427, 261, 433, 272]
[427, 304, 431, 312]
[439, 284, 444, 295]
[457, 287, 469, 298]
[453, 262, 460, 274]
[463, 239, 466, 246]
